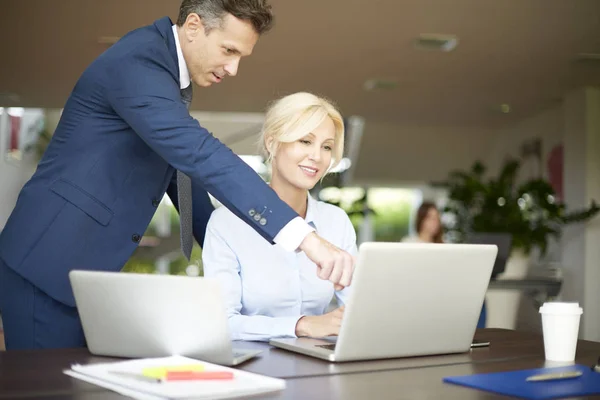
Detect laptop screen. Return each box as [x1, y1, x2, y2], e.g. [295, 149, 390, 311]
[464, 233, 512, 279]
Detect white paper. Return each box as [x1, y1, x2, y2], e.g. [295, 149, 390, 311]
[63, 355, 286, 400]
[64, 370, 165, 400]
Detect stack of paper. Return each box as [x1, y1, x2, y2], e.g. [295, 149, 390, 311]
[64, 355, 286, 400]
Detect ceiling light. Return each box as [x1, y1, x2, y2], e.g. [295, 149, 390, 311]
[413, 34, 459, 52]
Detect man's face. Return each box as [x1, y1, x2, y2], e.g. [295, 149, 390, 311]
[180, 13, 259, 87]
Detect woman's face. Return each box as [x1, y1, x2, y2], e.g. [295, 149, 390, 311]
[270, 116, 336, 191]
[421, 207, 441, 237]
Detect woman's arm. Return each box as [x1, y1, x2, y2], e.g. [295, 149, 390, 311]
[202, 214, 302, 342]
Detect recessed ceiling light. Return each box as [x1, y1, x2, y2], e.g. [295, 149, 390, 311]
[363, 79, 398, 91]
[413, 34, 459, 52]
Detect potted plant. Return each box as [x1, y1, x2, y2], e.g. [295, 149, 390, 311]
[441, 158, 599, 277]
[440, 158, 599, 329]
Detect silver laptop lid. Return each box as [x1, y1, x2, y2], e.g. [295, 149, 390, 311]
[69, 271, 234, 364]
[334, 242, 497, 361]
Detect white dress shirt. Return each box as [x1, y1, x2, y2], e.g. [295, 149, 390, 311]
[171, 24, 313, 251]
[202, 195, 358, 341]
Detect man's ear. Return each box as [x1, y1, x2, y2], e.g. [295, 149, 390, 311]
[183, 12, 204, 41]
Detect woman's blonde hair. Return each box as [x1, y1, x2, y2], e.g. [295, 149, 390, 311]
[259, 92, 345, 171]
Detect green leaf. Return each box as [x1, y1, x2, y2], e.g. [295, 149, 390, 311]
[442, 159, 600, 257]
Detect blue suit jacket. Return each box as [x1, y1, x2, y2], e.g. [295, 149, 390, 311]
[0, 17, 297, 307]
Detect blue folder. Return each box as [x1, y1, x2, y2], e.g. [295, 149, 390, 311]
[443, 364, 600, 399]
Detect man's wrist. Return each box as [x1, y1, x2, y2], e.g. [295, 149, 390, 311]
[273, 217, 315, 252]
[298, 231, 318, 252]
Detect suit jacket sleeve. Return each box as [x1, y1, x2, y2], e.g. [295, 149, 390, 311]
[104, 47, 297, 244]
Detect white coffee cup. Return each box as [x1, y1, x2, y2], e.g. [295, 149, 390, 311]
[539, 302, 583, 362]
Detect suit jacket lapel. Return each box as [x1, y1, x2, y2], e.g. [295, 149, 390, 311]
[153, 17, 180, 82]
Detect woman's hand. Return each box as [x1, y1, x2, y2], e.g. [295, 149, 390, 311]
[295, 306, 345, 338]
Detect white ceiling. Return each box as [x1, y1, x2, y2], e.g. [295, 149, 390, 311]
[2, 0, 600, 125]
[1, 0, 599, 183]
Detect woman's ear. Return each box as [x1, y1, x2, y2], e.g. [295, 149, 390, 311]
[265, 136, 275, 156]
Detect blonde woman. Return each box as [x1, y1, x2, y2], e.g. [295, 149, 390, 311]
[202, 92, 357, 341]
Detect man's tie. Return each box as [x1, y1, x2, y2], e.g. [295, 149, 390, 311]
[178, 85, 194, 260]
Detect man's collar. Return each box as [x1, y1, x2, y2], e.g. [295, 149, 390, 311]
[171, 25, 191, 89]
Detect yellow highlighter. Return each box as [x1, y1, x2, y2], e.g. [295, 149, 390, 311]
[142, 365, 205, 379]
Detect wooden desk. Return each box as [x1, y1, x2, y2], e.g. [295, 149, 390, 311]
[234, 328, 550, 378]
[266, 353, 600, 400]
[1, 329, 599, 399]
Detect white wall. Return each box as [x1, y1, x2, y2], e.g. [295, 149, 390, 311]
[484, 88, 600, 340]
[183, 113, 501, 190]
[487, 104, 564, 181]
[351, 122, 497, 186]
[487, 104, 565, 263]
[562, 87, 600, 341]
[189, 111, 265, 156]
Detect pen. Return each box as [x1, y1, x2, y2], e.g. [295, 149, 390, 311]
[526, 371, 583, 382]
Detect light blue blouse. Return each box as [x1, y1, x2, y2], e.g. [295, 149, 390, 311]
[202, 195, 358, 341]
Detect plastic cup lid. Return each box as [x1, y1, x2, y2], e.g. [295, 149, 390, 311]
[539, 302, 583, 315]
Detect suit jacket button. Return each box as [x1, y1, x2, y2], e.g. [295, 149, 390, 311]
[249, 209, 256, 217]
[132, 234, 141, 243]
[259, 218, 267, 226]
[253, 214, 261, 221]
[152, 198, 160, 207]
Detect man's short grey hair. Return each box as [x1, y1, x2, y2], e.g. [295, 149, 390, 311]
[176, 0, 274, 35]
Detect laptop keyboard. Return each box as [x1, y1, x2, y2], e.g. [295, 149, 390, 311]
[316, 344, 336, 351]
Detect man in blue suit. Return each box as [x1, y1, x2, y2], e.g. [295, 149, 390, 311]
[0, 0, 355, 350]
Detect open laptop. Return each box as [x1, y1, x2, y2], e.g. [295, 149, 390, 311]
[269, 242, 497, 362]
[465, 232, 512, 279]
[69, 270, 261, 366]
